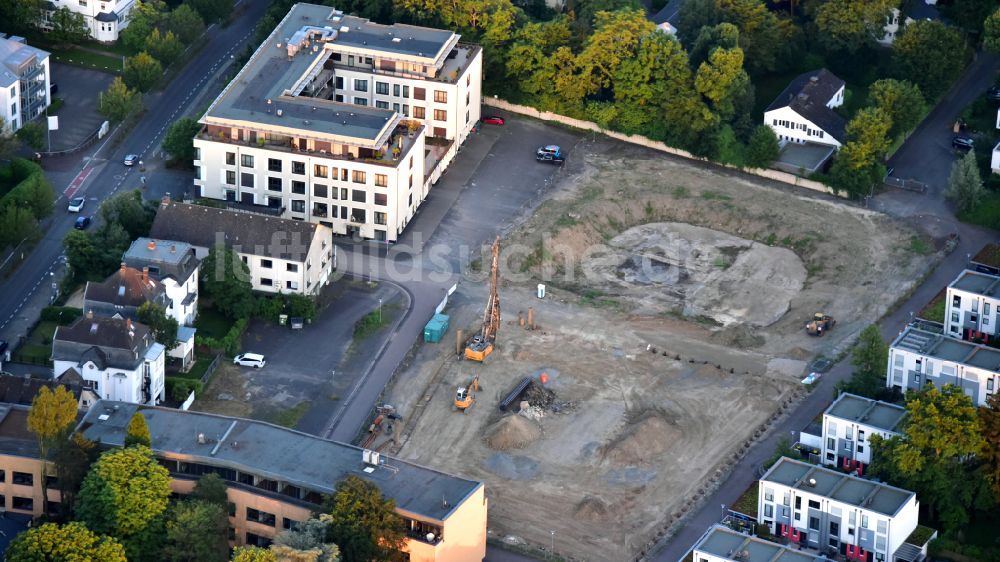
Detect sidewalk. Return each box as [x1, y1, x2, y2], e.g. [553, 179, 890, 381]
[0, 260, 65, 360]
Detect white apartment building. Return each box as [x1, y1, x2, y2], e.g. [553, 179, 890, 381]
[193, 3, 482, 242]
[887, 325, 999, 407]
[944, 269, 1000, 342]
[149, 199, 334, 296]
[692, 524, 829, 562]
[821, 393, 906, 473]
[52, 315, 165, 406]
[764, 69, 845, 149]
[0, 35, 50, 133]
[759, 457, 919, 562]
[44, 0, 135, 42]
[123, 238, 201, 326]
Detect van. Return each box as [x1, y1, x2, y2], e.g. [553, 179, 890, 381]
[233, 353, 266, 368]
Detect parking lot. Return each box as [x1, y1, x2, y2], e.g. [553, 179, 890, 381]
[46, 63, 114, 152]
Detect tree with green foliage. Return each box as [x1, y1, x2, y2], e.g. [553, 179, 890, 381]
[868, 79, 925, 140]
[745, 124, 779, 168]
[814, 0, 898, 53]
[191, 472, 229, 506]
[120, 0, 166, 54]
[946, 150, 984, 214]
[687, 22, 739, 69]
[166, 4, 206, 44]
[0, 204, 38, 248]
[164, 499, 229, 562]
[612, 30, 698, 136]
[576, 10, 656, 97]
[162, 117, 203, 163]
[843, 107, 893, 168]
[835, 324, 890, 399]
[232, 546, 277, 562]
[0, 0, 46, 35]
[695, 46, 749, 123]
[7, 522, 127, 562]
[28, 385, 79, 516]
[571, 0, 642, 29]
[676, 0, 799, 74]
[15, 121, 45, 150]
[146, 28, 184, 66]
[327, 475, 405, 562]
[4, 172, 55, 219]
[76, 446, 172, 561]
[893, 20, 968, 99]
[124, 52, 163, 93]
[986, 6, 1000, 53]
[100, 189, 155, 239]
[52, 432, 100, 519]
[399, 0, 517, 43]
[124, 412, 152, 448]
[201, 244, 256, 319]
[0, 117, 21, 160]
[49, 6, 90, 44]
[188, 0, 235, 24]
[137, 302, 179, 350]
[981, 393, 1000, 502]
[941, 0, 997, 39]
[272, 515, 341, 562]
[99, 77, 143, 122]
[505, 17, 572, 95]
[870, 384, 989, 530]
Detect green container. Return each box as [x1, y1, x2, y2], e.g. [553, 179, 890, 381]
[423, 314, 450, 343]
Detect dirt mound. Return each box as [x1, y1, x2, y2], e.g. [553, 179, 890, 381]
[483, 415, 542, 450]
[601, 414, 679, 466]
[574, 496, 609, 522]
[710, 324, 766, 349]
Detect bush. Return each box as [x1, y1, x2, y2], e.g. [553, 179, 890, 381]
[195, 318, 246, 356]
[39, 306, 83, 324]
[166, 378, 203, 402]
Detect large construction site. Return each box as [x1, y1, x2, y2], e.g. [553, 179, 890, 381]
[379, 141, 939, 561]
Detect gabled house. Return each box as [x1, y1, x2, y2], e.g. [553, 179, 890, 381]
[52, 314, 165, 406]
[764, 69, 846, 149]
[0, 372, 97, 410]
[83, 263, 168, 322]
[123, 238, 200, 326]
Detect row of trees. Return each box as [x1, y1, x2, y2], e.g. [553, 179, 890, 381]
[17, 386, 405, 561]
[0, 159, 55, 250]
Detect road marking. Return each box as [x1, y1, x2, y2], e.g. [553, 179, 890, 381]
[64, 166, 94, 199]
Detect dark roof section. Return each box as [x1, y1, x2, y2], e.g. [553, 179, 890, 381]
[0, 404, 42, 458]
[95, 11, 118, 22]
[52, 316, 153, 371]
[0, 374, 84, 406]
[84, 264, 167, 313]
[123, 238, 200, 285]
[79, 401, 484, 522]
[765, 68, 847, 142]
[904, 0, 940, 21]
[150, 200, 325, 262]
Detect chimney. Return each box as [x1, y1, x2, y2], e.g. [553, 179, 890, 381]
[86, 309, 94, 319]
[147, 240, 157, 251]
[120, 261, 127, 272]
[126, 318, 132, 330]
[142, 267, 149, 283]
[170, 244, 176, 253]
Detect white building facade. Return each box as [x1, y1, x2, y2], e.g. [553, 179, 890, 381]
[944, 269, 1000, 342]
[124, 238, 201, 326]
[887, 325, 999, 407]
[821, 393, 906, 473]
[692, 524, 827, 562]
[44, 0, 135, 42]
[759, 457, 919, 562]
[764, 69, 846, 149]
[0, 35, 50, 133]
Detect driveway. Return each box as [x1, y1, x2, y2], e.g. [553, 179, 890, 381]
[46, 63, 114, 152]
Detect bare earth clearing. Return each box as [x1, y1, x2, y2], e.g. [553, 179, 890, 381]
[387, 141, 940, 561]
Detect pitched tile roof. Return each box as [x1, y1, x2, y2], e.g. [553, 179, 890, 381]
[150, 200, 324, 262]
[765, 68, 847, 142]
[84, 264, 166, 311]
[53, 316, 153, 371]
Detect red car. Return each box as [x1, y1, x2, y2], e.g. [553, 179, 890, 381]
[482, 115, 505, 125]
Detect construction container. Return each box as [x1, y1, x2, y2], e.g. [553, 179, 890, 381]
[423, 314, 450, 343]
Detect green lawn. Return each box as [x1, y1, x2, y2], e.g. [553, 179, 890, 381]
[13, 320, 60, 364]
[731, 483, 759, 518]
[173, 352, 217, 381]
[195, 307, 233, 340]
[50, 49, 122, 74]
[270, 401, 311, 428]
[958, 192, 1000, 230]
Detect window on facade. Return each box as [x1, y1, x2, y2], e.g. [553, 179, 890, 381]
[241, 154, 254, 167]
[340, 188, 348, 200]
[861, 515, 869, 528]
[412, 106, 425, 119]
[354, 97, 368, 106]
[764, 504, 773, 518]
[260, 277, 273, 287]
[287, 263, 298, 272]
[267, 177, 282, 192]
[226, 152, 236, 165]
[246, 507, 277, 527]
[292, 181, 305, 194]
[809, 516, 820, 531]
[246, 532, 272, 548]
[374, 193, 387, 206]
[352, 171, 366, 184]
[434, 109, 447, 121]
[352, 190, 365, 203]
[393, 84, 400, 96]
[988, 378, 995, 391]
[913, 373, 920, 384]
[286, 281, 299, 290]
[374, 212, 387, 225]
[403, 104, 409, 117]
[268, 196, 282, 208]
[393, 103, 400, 113]
[289, 161, 303, 175]
[354, 79, 368, 92]
[268, 158, 282, 172]
[351, 208, 365, 223]
[314, 164, 328, 178]
[260, 259, 273, 269]
[376, 100, 389, 109]
[241, 173, 254, 188]
[225, 170, 236, 185]
[313, 202, 328, 217]
[402, 85, 409, 98]
[314, 184, 328, 198]
[376, 82, 389, 95]
[434, 90, 447, 103]
[12, 497, 32, 511]
[291, 200, 305, 213]
[374, 174, 388, 188]
[413, 87, 426, 100]
[12, 472, 32, 486]
[827, 437, 835, 449]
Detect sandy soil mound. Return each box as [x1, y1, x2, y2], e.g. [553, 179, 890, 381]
[483, 415, 543, 450]
[574, 496, 610, 522]
[601, 414, 679, 466]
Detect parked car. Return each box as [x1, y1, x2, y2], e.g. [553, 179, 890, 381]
[952, 135, 974, 152]
[74, 216, 92, 230]
[123, 153, 139, 166]
[987, 87, 1000, 102]
[482, 115, 505, 125]
[536, 145, 565, 164]
[67, 197, 86, 213]
[233, 353, 267, 368]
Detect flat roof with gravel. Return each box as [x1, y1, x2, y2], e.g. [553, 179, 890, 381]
[825, 393, 906, 434]
[695, 525, 828, 562]
[950, 270, 1000, 296]
[892, 325, 1000, 371]
[761, 457, 914, 516]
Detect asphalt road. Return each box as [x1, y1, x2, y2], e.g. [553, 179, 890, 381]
[0, 2, 269, 339]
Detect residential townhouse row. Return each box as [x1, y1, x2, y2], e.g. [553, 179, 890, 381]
[0, 399, 487, 562]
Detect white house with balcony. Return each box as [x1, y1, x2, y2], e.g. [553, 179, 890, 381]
[43, 0, 136, 42]
[887, 325, 999, 407]
[123, 238, 201, 326]
[759, 457, 919, 562]
[764, 69, 846, 149]
[191, 3, 481, 242]
[821, 393, 906, 474]
[0, 35, 50, 133]
[52, 315, 165, 406]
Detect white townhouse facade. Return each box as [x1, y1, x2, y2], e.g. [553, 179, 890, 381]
[192, 3, 481, 242]
[888, 325, 999, 407]
[52, 315, 165, 406]
[692, 524, 829, 562]
[944, 269, 1000, 342]
[43, 0, 135, 42]
[123, 238, 201, 326]
[759, 457, 919, 562]
[764, 69, 846, 149]
[821, 393, 906, 474]
[0, 35, 50, 133]
[150, 199, 334, 296]
[880, 1, 940, 46]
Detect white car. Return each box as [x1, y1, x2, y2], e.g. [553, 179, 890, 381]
[233, 353, 266, 368]
[67, 197, 86, 213]
[124, 153, 139, 166]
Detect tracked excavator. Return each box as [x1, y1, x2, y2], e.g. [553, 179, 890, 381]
[464, 236, 501, 362]
[454, 374, 481, 412]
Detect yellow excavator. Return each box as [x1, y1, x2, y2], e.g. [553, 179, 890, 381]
[454, 374, 480, 412]
[464, 237, 501, 362]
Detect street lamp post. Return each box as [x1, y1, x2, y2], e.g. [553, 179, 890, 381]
[378, 298, 382, 324]
[550, 530, 554, 559]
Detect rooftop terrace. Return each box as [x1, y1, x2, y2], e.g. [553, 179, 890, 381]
[892, 325, 1000, 370]
[825, 393, 906, 434]
[762, 457, 915, 516]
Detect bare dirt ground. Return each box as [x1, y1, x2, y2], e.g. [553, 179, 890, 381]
[385, 141, 940, 561]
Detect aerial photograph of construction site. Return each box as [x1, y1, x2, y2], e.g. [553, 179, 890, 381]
[381, 140, 939, 562]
